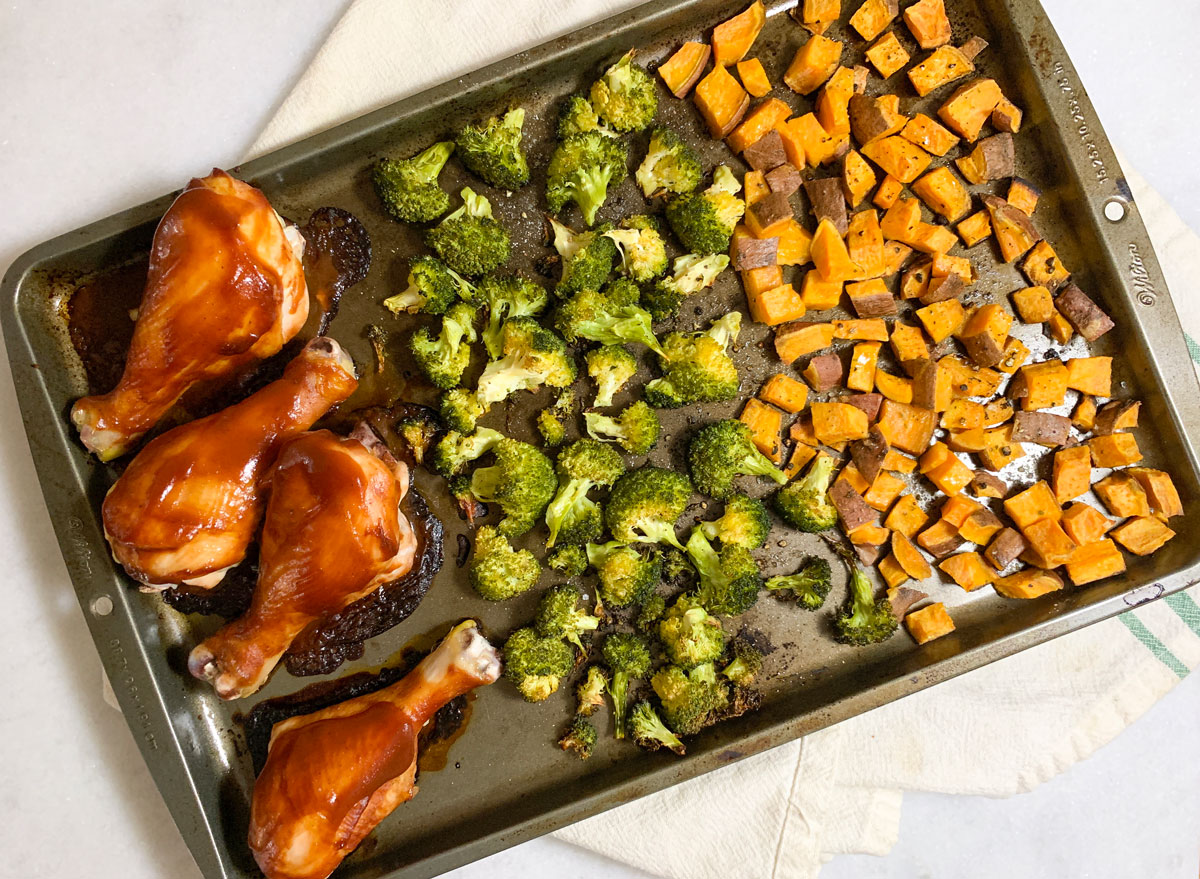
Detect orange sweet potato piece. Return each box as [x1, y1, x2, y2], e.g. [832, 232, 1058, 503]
[959, 507, 1003, 544]
[741, 264, 784, 299]
[816, 66, 857, 136]
[1072, 394, 1097, 431]
[903, 0, 952, 49]
[900, 113, 960, 157]
[760, 373, 810, 413]
[846, 210, 885, 277]
[919, 440, 952, 474]
[737, 57, 772, 98]
[740, 397, 785, 463]
[784, 34, 844, 95]
[1065, 538, 1126, 586]
[957, 210, 992, 247]
[833, 318, 889, 342]
[743, 171, 770, 206]
[776, 219, 814, 266]
[1008, 177, 1041, 216]
[1018, 359, 1068, 410]
[1046, 309, 1074, 344]
[1061, 502, 1114, 546]
[850, 0, 900, 41]
[864, 470, 906, 511]
[985, 194, 1041, 262]
[728, 98, 793, 153]
[940, 399, 984, 431]
[872, 175, 905, 210]
[939, 551, 995, 591]
[890, 323, 929, 364]
[801, 0, 842, 34]
[908, 45, 976, 97]
[800, 269, 843, 310]
[861, 136, 933, 184]
[917, 519, 964, 558]
[880, 553, 910, 589]
[1022, 240, 1071, 290]
[911, 166, 971, 222]
[812, 218, 857, 281]
[892, 531, 933, 579]
[875, 369, 913, 404]
[812, 401, 870, 444]
[849, 522, 891, 545]
[1052, 445, 1092, 504]
[748, 282, 807, 326]
[994, 568, 1064, 599]
[1021, 517, 1077, 567]
[885, 494, 929, 538]
[848, 341, 882, 392]
[1128, 468, 1183, 519]
[659, 41, 712, 98]
[1094, 472, 1151, 518]
[785, 441, 819, 478]
[880, 197, 923, 241]
[881, 240, 912, 276]
[1088, 433, 1143, 468]
[842, 150, 878, 208]
[1012, 285, 1053, 324]
[905, 602, 956, 643]
[915, 299, 965, 344]
[908, 223, 959, 255]
[883, 449, 917, 473]
[938, 78, 1003, 142]
[774, 320, 835, 363]
[1004, 480, 1060, 529]
[1111, 516, 1176, 556]
[877, 399, 938, 453]
[927, 455, 974, 495]
[713, 1, 767, 67]
[1064, 356, 1112, 397]
[959, 304, 1011, 368]
[865, 30, 910, 79]
[992, 95, 1024, 134]
[837, 461, 872, 496]
[694, 63, 751, 137]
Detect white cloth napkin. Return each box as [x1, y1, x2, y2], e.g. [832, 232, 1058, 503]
[246, 2, 1200, 876]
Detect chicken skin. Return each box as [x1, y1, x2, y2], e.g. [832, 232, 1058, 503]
[102, 337, 358, 591]
[71, 169, 309, 460]
[189, 426, 417, 699]
[248, 621, 501, 879]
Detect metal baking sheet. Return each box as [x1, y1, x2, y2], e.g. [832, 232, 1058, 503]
[4, 1, 1200, 877]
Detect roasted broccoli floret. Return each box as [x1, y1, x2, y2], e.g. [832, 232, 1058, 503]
[586, 345, 638, 409]
[604, 466, 692, 549]
[688, 419, 787, 500]
[456, 108, 529, 191]
[504, 627, 575, 702]
[664, 165, 745, 255]
[475, 317, 577, 406]
[426, 187, 511, 276]
[384, 255, 472, 315]
[765, 555, 833, 610]
[471, 273, 549, 358]
[642, 253, 730, 320]
[449, 475, 488, 526]
[684, 527, 761, 617]
[645, 311, 741, 408]
[721, 639, 764, 687]
[545, 439, 625, 547]
[701, 495, 771, 549]
[601, 632, 652, 738]
[630, 701, 686, 755]
[554, 287, 664, 357]
[536, 388, 575, 448]
[585, 400, 661, 456]
[535, 583, 601, 650]
[635, 127, 703, 197]
[549, 217, 618, 298]
[661, 547, 695, 585]
[469, 525, 540, 600]
[559, 715, 598, 758]
[547, 543, 588, 577]
[636, 592, 667, 633]
[604, 215, 668, 283]
[576, 666, 608, 716]
[395, 407, 440, 465]
[546, 131, 629, 227]
[659, 595, 727, 668]
[557, 93, 613, 139]
[431, 426, 505, 478]
[439, 388, 487, 435]
[773, 453, 838, 533]
[651, 662, 728, 737]
[587, 542, 662, 608]
[836, 559, 898, 646]
[589, 49, 658, 132]
[409, 301, 478, 389]
[468, 437, 558, 537]
[372, 140, 454, 223]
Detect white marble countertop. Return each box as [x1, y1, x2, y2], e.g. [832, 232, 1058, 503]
[0, 2, 1197, 878]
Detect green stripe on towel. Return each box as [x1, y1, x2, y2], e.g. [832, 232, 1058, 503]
[1165, 591, 1200, 640]
[1185, 333, 1200, 365]
[1120, 615, 1189, 678]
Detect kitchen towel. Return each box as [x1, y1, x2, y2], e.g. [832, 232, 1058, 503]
[246, 1, 1200, 875]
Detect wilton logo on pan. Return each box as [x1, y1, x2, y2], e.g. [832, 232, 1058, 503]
[1128, 243, 1157, 306]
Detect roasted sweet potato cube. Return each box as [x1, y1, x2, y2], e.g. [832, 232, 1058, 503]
[842, 150, 878, 208]
[731, 234, 780, 270]
[915, 298, 965, 344]
[811, 218, 857, 281]
[864, 470, 906, 512]
[1051, 445, 1092, 504]
[775, 320, 835, 364]
[1010, 410, 1070, 447]
[984, 527, 1026, 569]
[862, 136, 933, 184]
[847, 392, 885, 422]
[977, 440, 1024, 472]
[743, 130, 789, 173]
[912, 166, 972, 222]
[885, 494, 929, 538]
[959, 304, 1011, 368]
[920, 272, 964, 305]
[728, 98, 793, 154]
[776, 219, 814, 266]
[1128, 468, 1183, 519]
[959, 507, 1001, 543]
[1012, 285, 1053, 324]
[970, 471, 1008, 499]
[741, 263, 784, 300]
[800, 0, 842, 34]
[865, 30, 910, 79]
[737, 57, 772, 98]
[659, 41, 712, 98]
[694, 64, 752, 137]
[983, 398, 1014, 426]
[803, 352, 844, 391]
[832, 318, 889, 342]
[784, 33, 844, 94]
[984, 195, 1040, 263]
[875, 369, 912, 403]
[848, 93, 908, 145]
[1007, 177, 1041, 216]
[994, 568, 1064, 599]
[992, 95, 1024, 133]
[713, 1, 767, 66]
[909, 357, 954, 411]
[919, 440, 952, 474]
[876, 399, 937, 454]
[908, 223, 959, 255]
[800, 270, 843, 311]
[812, 401, 870, 444]
[904, 0, 952, 49]
[957, 133, 1015, 184]
[873, 174, 905, 210]
[940, 399, 984, 431]
[1004, 481, 1061, 529]
[849, 522, 891, 545]
[905, 602, 955, 643]
[1055, 284, 1114, 343]
[908, 45, 976, 96]
[747, 282, 806, 326]
[957, 210, 992, 247]
[1094, 472, 1151, 518]
[767, 163, 804, 197]
[790, 414, 818, 446]
[784, 441, 819, 478]
[1064, 356, 1112, 397]
[840, 463, 873, 497]
[830, 479, 878, 532]
[881, 240, 913, 276]
[759, 374, 810, 414]
[939, 551, 995, 591]
[846, 210, 885, 277]
[846, 279, 896, 319]
[892, 530, 933, 579]
[1061, 502, 1114, 546]
[1046, 309, 1074, 344]
[1018, 359, 1067, 410]
[1088, 433, 1142, 468]
[880, 196, 923, 241]
[1111, 516, 1176, 556]
[927, 455, 974, 496]
[882, 447, 915, 472]
[816, 66, 858, 136]
[739, 398, 785, 463]
[899, 114, 959, 159]
[1022, 240, 1071, 290]
[850, 0, 900, 41]
[1093, 400, 1140, 436]
[917, 519, 964, 558]
[846, 340, 882, 392]
[879, 553, 910, 589]
[1021, 517, 1077, 568]
[1065, 539, 1126, 586]
[1071, 394, 1097, 431]
[938, 78, 1003, 142]
[946, 427, 987, 453]
[806, 176, 849, 235]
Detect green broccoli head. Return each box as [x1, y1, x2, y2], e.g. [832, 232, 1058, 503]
[426, 187, 511, 276]
[643, 253, 730, 320]
[602, 276, 643, 307]
[835, 560, 898, 646]
[651, 663, 729, 737]
[684, 527, 761, 617]
[559, 715, 598, 758]
[554, 287, 664, 356]
[688, 419, 787, 500]
[601, 632, 652, 738]
[604, 216, 668, 283]
[547, 543, 588, 578]
[372, 140, 454, 223]
[544, 438, 625, 548]
[773, 452, 838, 532]
[576, 665, 609, 716]
[395, 407, 440, 465]
[765, 555, 833, 610]
[645, 312, 742, 408]
[430, 426, 505, 478]
[439, 387, 487, 435]
[456, 107, 529, 191]
[701, 495, 772, 550]
[557, 94, 613, 140]
[584, 400, 661, 456]
[587, 541, 662, 608]
[635, 127, 703, 197]
[546, 131, 629, 226]
[504, 627, 575, 702]
[659, 595, 727, 668]
[636, 592, 667, 633]
[471, 273, 549, 359]
[585, 345, 638, 409]
[630, 701, 686, 755]
[664, 165, 745, 254]
[550, 217, 618, 297]
[409, 301, 478, 389]
[469, 437, 558, 537]
[475, 317, 577, 406]
[589, 49, 658, 132]
[721, 638, 764, 687]
[384, 255, 472, 315]
[604, 466, 692, 549]
[469, 525, 540, 600]
[661, 547, 696, 586]
[534, 583, 600, 651]
[537, 409, 566, 448]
